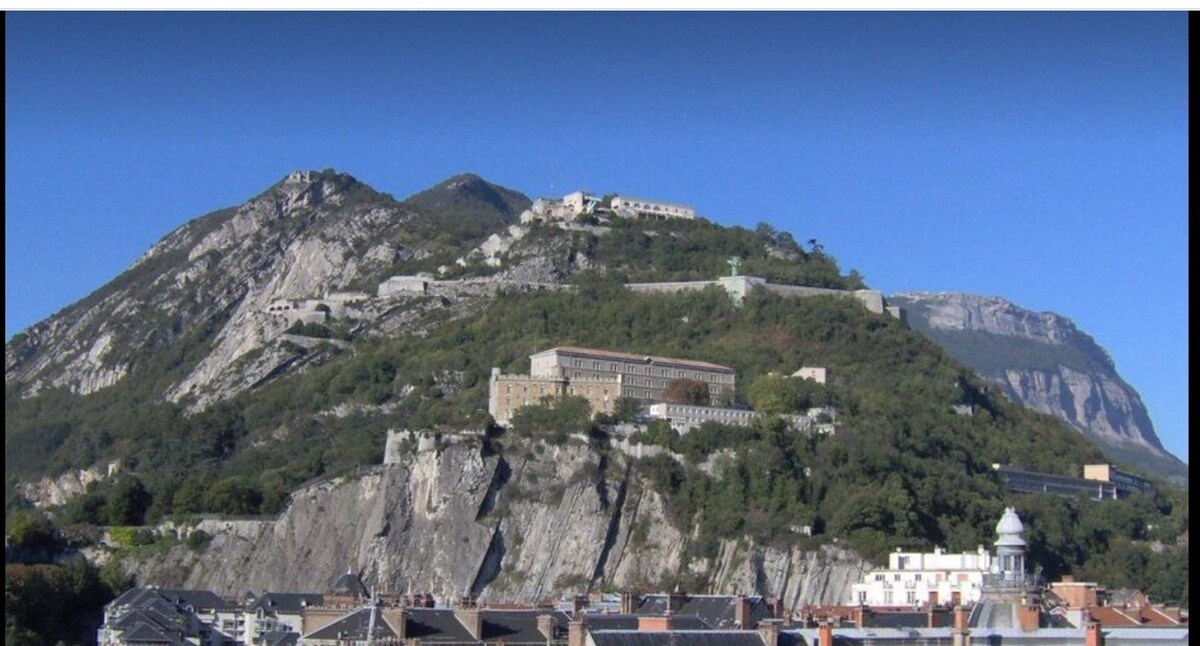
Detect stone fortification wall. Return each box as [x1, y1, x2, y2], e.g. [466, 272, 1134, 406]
[626, 280, 723, 295]
[624, 277, 897, 319]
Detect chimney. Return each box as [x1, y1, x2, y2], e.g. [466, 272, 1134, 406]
[735, 595, 752, 628]
[1017, 605, 1041, 631]
[818, 620, 834, 646]
[639, 614, 672, 632]
[382, 607, 408, 640]
[573, 595, 588, 615]
[1085, 621, 1104, 646]
[620, 591, 637, 615]
[757, 619, 782, 646]
[455, 597, 483, 640]
[668, 587, 688, 614]
[952, 606, 971, 646]
[766, 596, 783, 620]
[852, 604, 871, 628]
[568, 617, 587, 646]
[537, 613, 555, 644]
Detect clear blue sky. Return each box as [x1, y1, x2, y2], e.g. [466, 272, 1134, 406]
[5, 12, 1188, 463]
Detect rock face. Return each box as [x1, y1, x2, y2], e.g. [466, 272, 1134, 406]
[127, 436, 866, 607]
[6, 170, 528, 409]
[890, 292, 1185, 484]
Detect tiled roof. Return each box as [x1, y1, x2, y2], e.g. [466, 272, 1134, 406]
[635, 595, 771, 629]
[155, 588, 229, 610]
[305, 608, 399, 641]
[590, 630, 766, 646]
[406, 608, 478, 642]
[538, 347, 735, 374]
[481, 610, 571, 643]
[247, 592, 325, 614]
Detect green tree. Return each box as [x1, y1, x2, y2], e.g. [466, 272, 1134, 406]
[662, 378, 711, 406]
[104, 476, 152, 526]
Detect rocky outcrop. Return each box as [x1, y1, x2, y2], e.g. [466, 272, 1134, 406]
[19, 461, 122, 508]
[123, 436, 867, 606]
[890, 292, 1185, 484]
[6, 170, 526, 409]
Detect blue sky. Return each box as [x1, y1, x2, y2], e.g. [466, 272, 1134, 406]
[5, 12, 1188, 463]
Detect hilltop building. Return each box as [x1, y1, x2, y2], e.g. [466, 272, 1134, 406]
[524, 190, 698, 223]
[489, 346, 736, 426]
[611, 195, 696, 220]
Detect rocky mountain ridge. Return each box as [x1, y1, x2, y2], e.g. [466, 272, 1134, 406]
[890, 291, 1185, 485]
[6, 170, 540, 411]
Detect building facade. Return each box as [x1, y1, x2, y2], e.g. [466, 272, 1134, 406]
[489, 346, 736, 426]
[850, 546, 994, 608]
[1083, 464, 1156, 498]
[611, 195, 696, 220]
[530, 346, 736, 404]
[646, 402, 757, 433]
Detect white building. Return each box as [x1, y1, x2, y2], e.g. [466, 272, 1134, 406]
[646, 402, 756, 433]
[611, 195, 696, 220]
[850, 546, 994, 608]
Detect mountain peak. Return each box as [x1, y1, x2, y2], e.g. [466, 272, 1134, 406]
[404, 173, 531, 222]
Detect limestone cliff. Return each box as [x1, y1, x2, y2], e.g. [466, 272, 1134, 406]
[6, 171, 529, 410]
[125, 436, 866, 607]
[890, 292, 1185, 485]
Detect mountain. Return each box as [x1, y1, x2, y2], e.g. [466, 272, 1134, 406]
[5, 169, 527, 411]
[4, 171, 1187, 612]
[889, 292, 1187, 487]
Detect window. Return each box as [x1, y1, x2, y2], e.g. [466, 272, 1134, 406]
[884, 591, 894, 605]
[875, 574, 885, 581]
[894, 574, 902, 581]
[915, 574, 922, 581]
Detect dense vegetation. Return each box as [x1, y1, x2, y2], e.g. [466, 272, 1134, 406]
[5, 510, 133, 645]
[553, 217, 866, 290]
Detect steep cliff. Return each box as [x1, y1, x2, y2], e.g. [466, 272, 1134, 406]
[125, 435, 867, 607]
[890, 292, 1185, 485]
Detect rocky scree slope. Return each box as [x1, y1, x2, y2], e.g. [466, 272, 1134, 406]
[890, 292, 1185, 486]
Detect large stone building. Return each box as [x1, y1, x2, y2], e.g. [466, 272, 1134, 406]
[489, 346, 736, 426]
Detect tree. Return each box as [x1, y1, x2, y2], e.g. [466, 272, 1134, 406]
[662, 378, 711, 406]
[509, 395, 593, 445]
[612, 396, 644, 423]
[746, 374, 802, 414]
[104, 476, 152, 526]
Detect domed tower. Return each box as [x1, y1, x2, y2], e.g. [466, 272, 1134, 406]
[970, 507, 1043, 630]
[993, 506, 1027, 585]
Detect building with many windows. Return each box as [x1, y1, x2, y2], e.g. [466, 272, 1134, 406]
[849, 546, 994, 608]
[489, 346, 736, 426]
